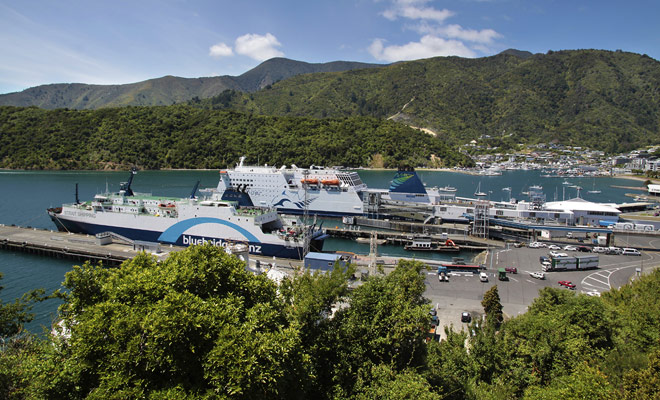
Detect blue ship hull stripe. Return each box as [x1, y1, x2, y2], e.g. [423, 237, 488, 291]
[157, 217, 260, 243]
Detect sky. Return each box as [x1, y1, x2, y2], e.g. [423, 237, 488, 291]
[1, 0, 659, 95]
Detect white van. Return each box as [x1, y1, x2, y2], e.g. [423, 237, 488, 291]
[479, 272, 488, 282]
[621, 248, 641, 256]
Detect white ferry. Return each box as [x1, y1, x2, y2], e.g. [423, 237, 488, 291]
[47, 170, 326, 260]
[212, 157, 368, 217]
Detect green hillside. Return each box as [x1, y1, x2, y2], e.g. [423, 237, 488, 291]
[199, 50, 660, 153]
[0, 105, 472, 170]
[0, 59, 383, 110]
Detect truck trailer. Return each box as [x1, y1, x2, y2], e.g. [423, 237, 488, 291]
[542, 255, 599, 272]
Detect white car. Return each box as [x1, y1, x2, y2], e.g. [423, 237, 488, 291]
[547, 244, 561, 250]
[529, 242, 546, 248]
[592, 246, 608, 253]
[563, 245, 578, 251]
[585, 290, 601, 297]
[530, 271, 545, 280]
[621, 248, 641, 256]
[549, 251, 568, 258]
[479, 272, 488, 282]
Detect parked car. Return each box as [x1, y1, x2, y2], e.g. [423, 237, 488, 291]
[549, 251, 568, 258]
[530, 271, 545, 280]
[479, 272, 488, 282]
[577, 246, 592, 252]
[505, 267, 518, 274]
[431, 315, 439, 327]
[621, 248, 641, 256]
[461, 312, 472, 323]
[429, 308, 437, 317]
[607, 246, 622, 255]
[563, 245, 578, 251]
[585, 291, 601, 297]
[529, 242, 546, 248]
[558, 280, 576, 289]
[548, 244, 562, 250]
[592, 246, 608, 253]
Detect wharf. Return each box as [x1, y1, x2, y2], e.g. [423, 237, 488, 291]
[325, 226, 500, 251]
[0, 224, 179, 267]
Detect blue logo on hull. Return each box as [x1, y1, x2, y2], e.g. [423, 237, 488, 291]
[158, 217, 260, 243]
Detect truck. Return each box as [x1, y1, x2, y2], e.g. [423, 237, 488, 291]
[613, 222, 655, 232]
[437, 265, 449, 282]
[542, 255, 599, 272]
[497, 268, 508, 281]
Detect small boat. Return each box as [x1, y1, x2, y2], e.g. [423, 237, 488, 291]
[439, 186, 457, 192]
[474, 182, 487, 197]
[404, 236, 460, 252]
[356, 237, 386, 245]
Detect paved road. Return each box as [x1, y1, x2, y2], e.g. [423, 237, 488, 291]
[424, 235, 660, 339]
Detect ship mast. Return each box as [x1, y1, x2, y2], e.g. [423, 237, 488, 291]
[302, 169, 310, 257]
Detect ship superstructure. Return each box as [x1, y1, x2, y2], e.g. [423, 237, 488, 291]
[213, 157, 368, 216]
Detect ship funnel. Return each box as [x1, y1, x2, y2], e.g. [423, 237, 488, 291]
[190, 180, 200, 199]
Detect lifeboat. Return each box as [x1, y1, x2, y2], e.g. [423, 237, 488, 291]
[300, 178, 319, 185]
[321, 178, 340, 185]
[445, 239, 456, 247]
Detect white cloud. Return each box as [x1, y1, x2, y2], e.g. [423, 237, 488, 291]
[368, 35, 476, 62]
[382, 0, 454, 22]
[234, 33, 284, 61]
[434, 24, 502, 44]
[370, 0, 502, 61]
[209, 42, 233, 58]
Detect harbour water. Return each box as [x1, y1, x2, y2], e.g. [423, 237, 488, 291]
[0, 169, 643, 332]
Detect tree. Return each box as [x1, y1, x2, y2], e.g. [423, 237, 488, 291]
[481, 285, 503, 330]
[622, 345, 660, 400]
[0, 273, 46, 338]
[329, 260, 431, 397]
[31, 245, 310, 399]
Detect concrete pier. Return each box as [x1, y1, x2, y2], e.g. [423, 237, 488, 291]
[0, 224, 179, 266]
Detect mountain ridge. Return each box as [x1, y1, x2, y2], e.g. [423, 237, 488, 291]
[0, 58, 384, 109]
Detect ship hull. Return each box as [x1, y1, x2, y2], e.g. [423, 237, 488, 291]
[48, 207, 322, 260]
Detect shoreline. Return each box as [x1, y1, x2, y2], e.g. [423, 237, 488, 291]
[613, 174, 659, 184]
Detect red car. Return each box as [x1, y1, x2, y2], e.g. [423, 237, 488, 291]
[558, 280, 576, 289]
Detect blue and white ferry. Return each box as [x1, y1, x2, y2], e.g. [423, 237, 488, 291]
[47, 170, 326, 260]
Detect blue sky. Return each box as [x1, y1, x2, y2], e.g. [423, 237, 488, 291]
[1, 0, 659, 94]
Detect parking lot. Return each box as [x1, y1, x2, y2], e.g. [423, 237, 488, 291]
[424, 234, 660, 339]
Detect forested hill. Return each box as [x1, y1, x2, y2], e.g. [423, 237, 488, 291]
[198, 49, 660, 153]
[0, 105, 472, 170]
[0, 58, 383, 110]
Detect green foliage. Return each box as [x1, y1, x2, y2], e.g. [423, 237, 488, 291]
[198, 50, 660, 153]
[3, 246, 660, 398]
[481, 285, 503, 329]
[622, 345, 660, 400]
[0, 273, 46, 338]
[33, 245, 309, 399]
[0, 105, 472, 169]
[523, 362, 617, 400]
[329, 260, 430, 397]
[352, 364, 436, 400]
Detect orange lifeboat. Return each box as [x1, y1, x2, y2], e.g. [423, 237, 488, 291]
[301, 178, 319, 184]
[321, 178, 340, 185]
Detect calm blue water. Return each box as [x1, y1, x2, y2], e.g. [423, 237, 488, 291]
[0, 169, 642, 332]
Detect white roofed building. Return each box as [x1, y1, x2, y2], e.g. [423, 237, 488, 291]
[543, 198, 621, 226]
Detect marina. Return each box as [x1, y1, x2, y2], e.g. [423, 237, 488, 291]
[1, 168, 659, 332]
